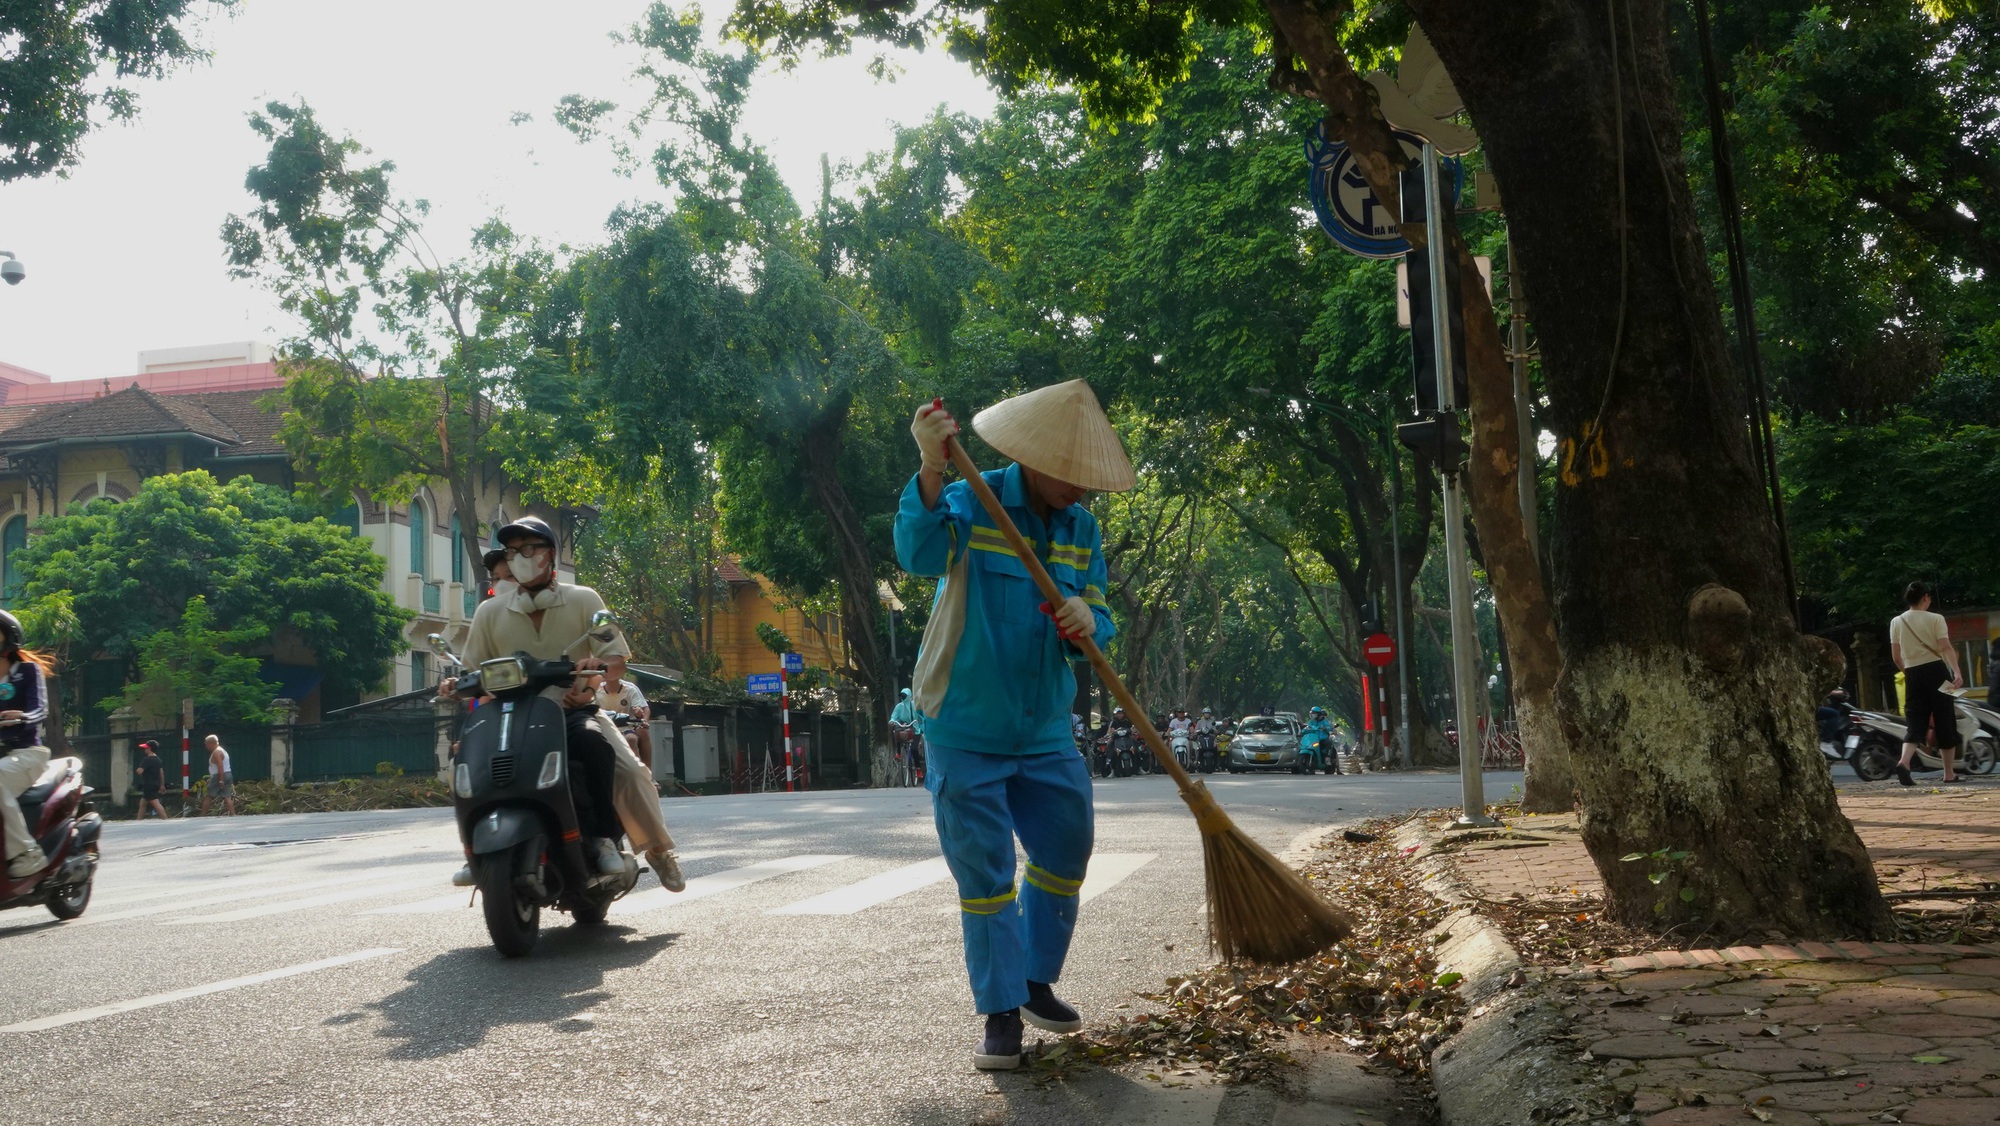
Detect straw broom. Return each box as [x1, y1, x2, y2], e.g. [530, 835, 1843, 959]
[946, 437, 1353, 963]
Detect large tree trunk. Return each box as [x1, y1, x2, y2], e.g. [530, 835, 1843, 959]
[1402, 0, 1886, 935]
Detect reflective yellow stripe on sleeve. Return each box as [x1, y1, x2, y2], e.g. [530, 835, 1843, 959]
[1048, 543, 1092, 570]
[969, 526, 1036, 556]
[1081, 584, 1109, 610]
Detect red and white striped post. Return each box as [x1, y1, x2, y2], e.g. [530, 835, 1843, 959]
[781, 658, 792, 793]
[179, 696, 193, 797]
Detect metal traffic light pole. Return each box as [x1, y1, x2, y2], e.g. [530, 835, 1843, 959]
[1422, 141, 1498, 829]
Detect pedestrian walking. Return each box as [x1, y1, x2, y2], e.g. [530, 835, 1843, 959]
[200, 734, 237, 815]
[895, 381, 1131, 1071]
[134, 740, 168, 820]
[1892, 580, 1964, 786]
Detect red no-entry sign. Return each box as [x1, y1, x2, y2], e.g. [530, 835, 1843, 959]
[1363, 632, 1397, 668]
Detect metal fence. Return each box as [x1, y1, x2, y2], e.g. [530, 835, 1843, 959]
[292, 715, 440, 781]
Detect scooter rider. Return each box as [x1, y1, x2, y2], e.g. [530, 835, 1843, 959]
[443, 517, 685, 893]
[1301, 707, 1335, 767]
[1167, 710, 1192, 737]
[0, 611, 53, 878]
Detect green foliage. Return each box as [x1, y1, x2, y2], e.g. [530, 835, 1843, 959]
[754, 621, 793, 656]
[104, 596, 273, 723]
[1783, 410, 2000, 625]
[11, 471, 409, 704]
[222, 100, 558, 579]
[1620, 848, 1698, 915]
[0, 0, 233, 180]
[570, 474, 725, 674]
[1674, 0, 1998, 421]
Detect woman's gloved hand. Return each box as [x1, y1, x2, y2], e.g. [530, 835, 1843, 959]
[910, 398, 960, 474]
[1040, 596, 1094, 641]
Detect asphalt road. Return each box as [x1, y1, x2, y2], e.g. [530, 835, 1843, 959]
[0, 767, 1514, 1125]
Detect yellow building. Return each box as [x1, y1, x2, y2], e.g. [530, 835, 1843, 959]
[708, 556, 849, 684]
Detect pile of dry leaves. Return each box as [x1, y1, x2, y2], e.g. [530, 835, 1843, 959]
[1029, 821, 1465, 1086]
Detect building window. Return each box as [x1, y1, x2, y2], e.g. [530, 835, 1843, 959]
[0, 516, 23, 606]
[334, 501, 360, 534]
[450, 514, 464, 584]
[409, 499, 428, 578]
[411, 650, 429, 693]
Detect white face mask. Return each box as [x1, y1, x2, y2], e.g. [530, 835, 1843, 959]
[491, 579, 519, 599]
[508, 552, 547, 583]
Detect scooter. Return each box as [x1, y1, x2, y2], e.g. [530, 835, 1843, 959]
[1107, 724, 1138, 777]
[1169, 729, 1192, 771]
[434, 618, 641, 958]
[1846, 702, 1996, 780]
[0, 748, 102, 922]
[1193, 729, 1219, 774]
[1296, 729, 1340, 775]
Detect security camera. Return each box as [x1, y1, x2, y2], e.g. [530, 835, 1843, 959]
[0, 254, 21, 286]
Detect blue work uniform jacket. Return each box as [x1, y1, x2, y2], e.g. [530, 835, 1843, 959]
[894, 463, 1115, 756]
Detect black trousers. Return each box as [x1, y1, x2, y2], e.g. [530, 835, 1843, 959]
[564, 707, 623, 841]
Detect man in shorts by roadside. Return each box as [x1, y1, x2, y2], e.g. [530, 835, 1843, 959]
[200, 734, 237, 815]
[1892, 580, 1965, 786]
[134, 739, 169, 819]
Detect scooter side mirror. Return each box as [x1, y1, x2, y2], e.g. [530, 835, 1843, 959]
[428, 633, 462, 668]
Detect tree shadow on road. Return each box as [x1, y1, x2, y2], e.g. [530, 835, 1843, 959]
[351, 924, 680, 1059]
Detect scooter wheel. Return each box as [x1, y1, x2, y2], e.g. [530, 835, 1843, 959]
[571, 896, 610, 927]
[1852, 745, 1897, 783]
[1117, 750, 1135, 776]
[46, 867, 92, 921]
[477, 851, 541, 958]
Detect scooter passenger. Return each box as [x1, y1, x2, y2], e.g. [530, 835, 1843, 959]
[1300, 707, 1335, 767]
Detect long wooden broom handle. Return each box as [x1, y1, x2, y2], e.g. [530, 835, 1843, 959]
[946, 437, 1195, 789]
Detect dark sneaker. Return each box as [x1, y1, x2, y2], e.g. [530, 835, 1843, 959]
[1022, 980, 1082, 1033]
[1897, 763, 1914, 786]
[973, 1010, 1023, 1071]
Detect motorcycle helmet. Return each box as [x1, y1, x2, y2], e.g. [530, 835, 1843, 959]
[1112, 706, 1126, 717]
[1201, 707, 1212, 715]
[0, 609, 21, 654]
[1310, 706, 1326, 717]
[481, 530, 508, 571]
[494, 514, 558, 548]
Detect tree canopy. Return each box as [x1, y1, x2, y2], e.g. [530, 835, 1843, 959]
[0, 0, 232, 181]
[11, 471, 410, 708]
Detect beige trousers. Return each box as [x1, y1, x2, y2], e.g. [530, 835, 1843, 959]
[592, 713, 674, 854]
[0, 744, 51, 861]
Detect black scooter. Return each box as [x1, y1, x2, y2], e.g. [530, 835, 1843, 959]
[434, 617, 640, 957]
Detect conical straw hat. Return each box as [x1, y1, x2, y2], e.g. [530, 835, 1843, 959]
[972, 379, 1135, 492]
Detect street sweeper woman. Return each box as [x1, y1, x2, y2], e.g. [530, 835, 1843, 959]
[894, 380, 1131, 1071]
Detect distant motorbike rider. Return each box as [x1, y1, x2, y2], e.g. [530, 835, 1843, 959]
[444, 516, 684, 893]
[0, 611, 53, 878]
[1300, 707, 1335, 766]
[1166, 710, 1192, 737]
[1194, 708, 1217, 738]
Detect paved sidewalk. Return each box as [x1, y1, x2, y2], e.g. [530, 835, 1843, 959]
[1454, 783, 2000, 901]
[1435, 781, 2000, 1125]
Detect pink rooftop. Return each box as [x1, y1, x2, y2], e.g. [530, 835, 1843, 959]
[0, 345, 286, 406]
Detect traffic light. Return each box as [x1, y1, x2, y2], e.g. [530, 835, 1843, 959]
[1360, 598, 1382, 637]
[1396, 410, 1469, 474]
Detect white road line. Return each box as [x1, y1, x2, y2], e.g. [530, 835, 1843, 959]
[1080, 853, 1157, 903]
[76, 872, 389, 926]
[767, 857, 951, 915]
[610, 855, 850, 917]
[0, 948, 402, 1033]
[354, 851, 723, 916]
[160, 879, 434, 925]
[87, 878, 288, 911]
[358, 891, 473, 916]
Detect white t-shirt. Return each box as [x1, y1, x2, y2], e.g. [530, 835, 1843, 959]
[1891, 609, 1952, 668]
[596, 679, 648, 715]
[1167, 717, 1192, 734]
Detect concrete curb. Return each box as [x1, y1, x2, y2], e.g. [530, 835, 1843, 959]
[1393, 817, 1623, 1126]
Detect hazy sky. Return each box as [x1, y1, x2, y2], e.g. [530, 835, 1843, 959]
[0, 1, 993, 382]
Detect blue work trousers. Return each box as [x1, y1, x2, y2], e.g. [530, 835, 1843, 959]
[927, 743, 1095, 1014]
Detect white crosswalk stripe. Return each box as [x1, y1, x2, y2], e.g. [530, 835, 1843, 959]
[0, 948, 402, 1033]
[1079, 853, 1156, 903]
[767, 857, 951, 915]
[75, 872, 388, 926]
[161, 879, 434, 925]
[355, 852, 722, 916]
[610, 855, 849, 917]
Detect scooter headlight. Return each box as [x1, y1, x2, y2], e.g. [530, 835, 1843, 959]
[536, 750, 563, 790]
[453, 762, 472, 798]
[479, 656, 528, 692]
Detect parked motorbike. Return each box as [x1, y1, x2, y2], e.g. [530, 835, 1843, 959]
[1844, 700, 1996, 780]
[433, 618, 641, 958]
[0, 744, 102, 922]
